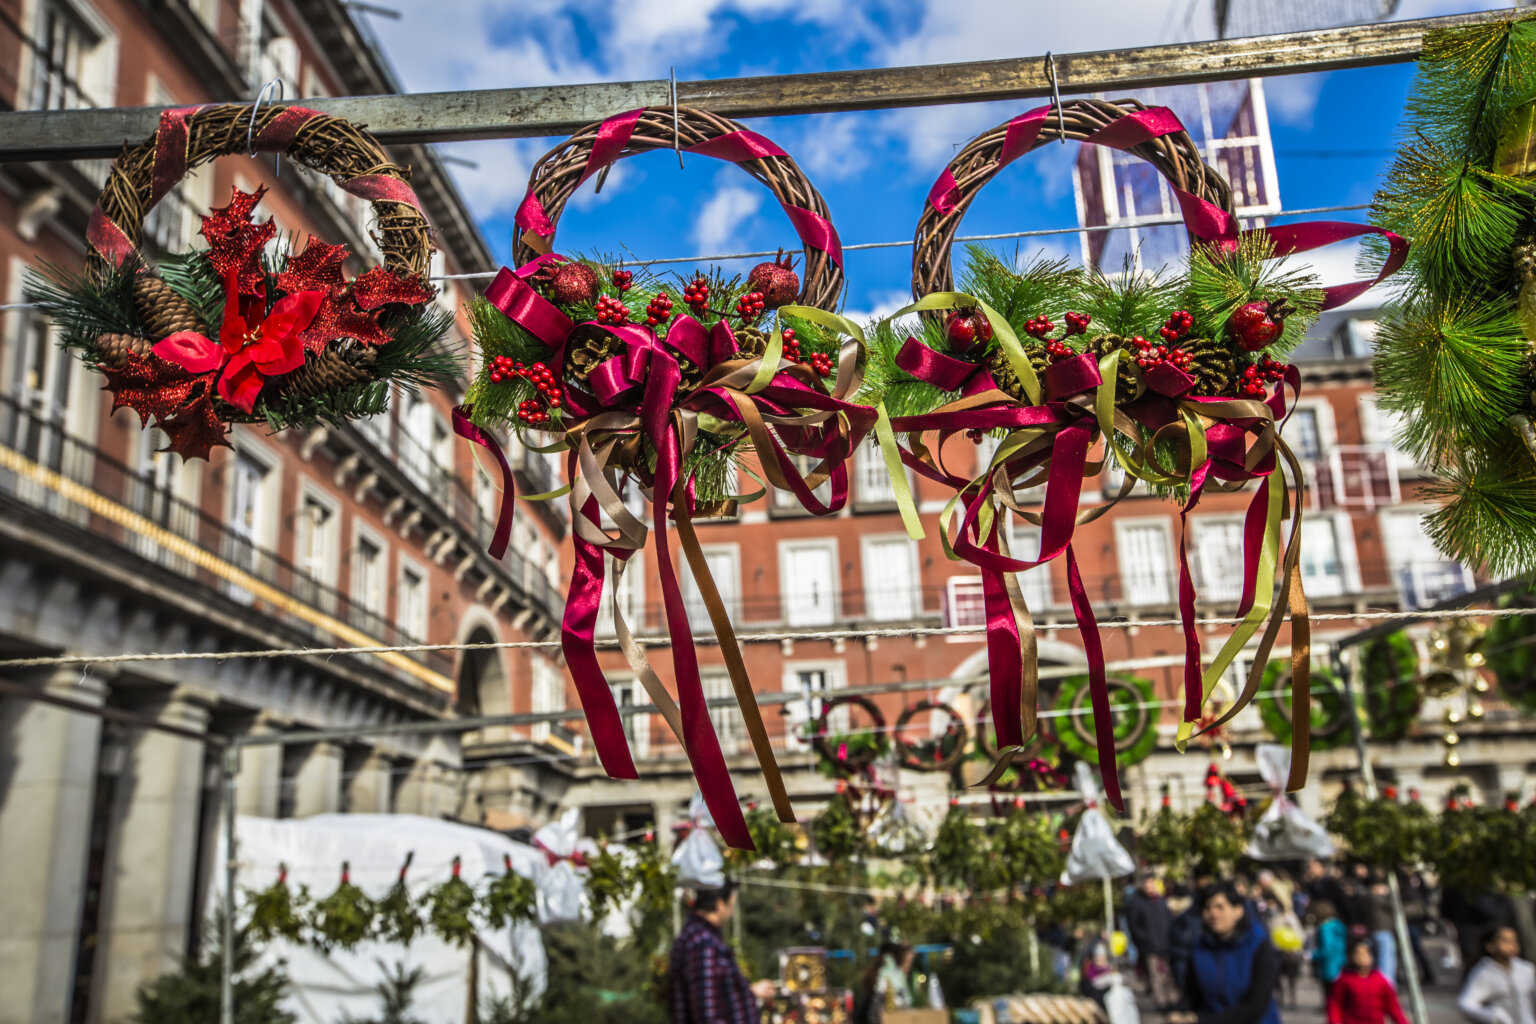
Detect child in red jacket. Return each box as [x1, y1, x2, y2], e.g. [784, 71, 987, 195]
[1329, 939, 1407, 1024]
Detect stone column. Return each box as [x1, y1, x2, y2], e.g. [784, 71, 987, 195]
[395, 761, 458, 819]
[91, 687, 213, 1024]
[291, 742, 343, 818]
[234, 711, 286, 818]
[346, 751, 394, 814]
[0, 669, 107, 1024]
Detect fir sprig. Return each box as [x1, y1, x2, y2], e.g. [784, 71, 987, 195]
[425, 857, 479, 948]
[311, 862, 376, 951]
[482, 856, 539, 930]
[245, 864, 310, 945]
[25, 258, 145, 359]
[1182, 233, 1323, 355]
[374, 854, 424, 947]
[1074, 256, 1182, 339]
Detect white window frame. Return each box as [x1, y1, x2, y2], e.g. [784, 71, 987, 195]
[854, 442, 906, 508]
[702, 668, 743, 755]
[24, 0, 118, 112]
[1281, 399, 1336, 464]
[1114, 516, 1176, 607]
[944, 575, 987, 629]
[529, 654, 565, 744]
[225, 435, 282, 600]
[293, 480, 340, 587]
[1300, 512, 1361, 599]
[779, 538, 840, 627]
[349, 521, 389, 621]
[1378, 506, 1475, 609]
[396, 554, 429, 642]
[683, 543, 741, 634]
[772, 453, 833, 513]
[596, 551, 646, 635]
[606, 674, 650, 759]
[1189, 514, 1247, 605]
[781, 661, 846, 751]
[1004, 521, 1053, 610]
[860, 533, 919, 622]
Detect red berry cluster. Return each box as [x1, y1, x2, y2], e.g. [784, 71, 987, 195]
[966, 428, 986, 444]
[1240, 355, 1289, 397]
[645, 292, 673, 327]
[807, 352, 833, 377]
[1159, 309, 1194, 342]
[488, 356, 565, 424]
[611, 269, 633, 293]
[1129, 334, 1191, 371]
[777, 329, 832, 377]
[1044, 339, 1075, 363]
[1025, 310, 1090, 347]
[1062, 311, 1091, 335]
[1024, 316, 1055, 339]
[594, 295, 629, 325]
[736, 291, 767, 321]
[683, 276, 710, 314]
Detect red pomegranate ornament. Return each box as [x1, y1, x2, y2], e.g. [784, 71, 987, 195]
[945, 308, 993, 351]
[746, 250, 801, 307]
[1228, 300, 1286, 351]
[548, 261, 600, 307]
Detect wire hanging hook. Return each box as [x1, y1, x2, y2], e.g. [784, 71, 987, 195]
[671, 67, 684, 169]
[246, 77, 286, 177]
[1044, 52, 1066, 144]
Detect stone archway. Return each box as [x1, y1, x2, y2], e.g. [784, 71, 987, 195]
[457, 626, 511, 742]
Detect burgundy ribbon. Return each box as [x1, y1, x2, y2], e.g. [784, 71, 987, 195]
[451, 405, 514, 558]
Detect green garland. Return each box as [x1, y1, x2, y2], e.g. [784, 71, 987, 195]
[374, 854, 424, 946]
[310, 862, 376, 951]
[1136, 803, 1190, 876]
[810, 791, 867, 865]
[483, 857, 539, 930]
[1361, 631, 1423, 742]
[585, 843, 631, 924]
[425, 857, 479, 948]
[1368, 15, 1536, 576]
[1257, 661, 1353, 751]
[1186, 802, 1249, 877]
[246, 864, 309, 945]
[992, 807, 1066, 892]
[1053, 675, 1158, 768]
[724, 805, 800, 873]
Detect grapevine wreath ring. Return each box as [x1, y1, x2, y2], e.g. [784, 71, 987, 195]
[893, 700, 970, 772]
[1054, 675, 1157, 769]
[810, 695, 888, 775]
[512, 106, 843, 310]
[912, 97, 1235, 297]
[38, 102, 451, 459]
[1361, 631, 1422, 742]
[1260, 661, 1353, 752]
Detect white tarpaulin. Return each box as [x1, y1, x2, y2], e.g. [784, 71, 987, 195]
[1061, 762, 1136, 884]
[215, 814, 547, 1024]
[1246, 743, 1336, 861]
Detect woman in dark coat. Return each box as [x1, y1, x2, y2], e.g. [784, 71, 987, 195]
[1167, 881, 1283, 1024]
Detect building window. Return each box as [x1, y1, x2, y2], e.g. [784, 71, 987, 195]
[610, 679, 649, 758]
[397, 562, 428, 641]
[854, 443, 901, 507]
[1192, 518, 1246, 604]
[1005, 522, 1053, 610]
[227, 452, 268, 567]
[703, 670, 741, 755]
[780, 540, 837, 627]
[681, 546, 740, 634]
[1300, 517, 1347, 598]
[530, 655, 564, 743]
[861, 536, 918, 621]
[1381, 509, 1474, 609]
[782, 664, 845, 750]
[31, 2, 100, 110]
[294, 491, 338, 586]
[945, 576, 986, 628]
[351, 532, 386, 619]
[1117, 519, 1174, 606]
[772, 454, 833, 512]
[597, 552, 646, 635]
[1285, 408, 1322, 462]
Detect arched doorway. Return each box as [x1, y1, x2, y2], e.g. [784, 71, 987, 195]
[457, 627, 510, 742]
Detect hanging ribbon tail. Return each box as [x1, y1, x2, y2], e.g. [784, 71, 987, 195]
[453, 405, 514, 558]
[1066, 544, 1123, 813]
[1286, 557, 1312, 792]
[1178, 461, 1212, 723]
[561, 503, 639, 781]
[981, 563, 1025, 751]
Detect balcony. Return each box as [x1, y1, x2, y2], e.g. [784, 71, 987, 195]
[0, 394, 454, 682]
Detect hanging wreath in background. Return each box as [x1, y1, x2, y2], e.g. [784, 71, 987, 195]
[861, 95, 1405, 809]
[1362, 630, 1423, 741]
[457, 106, 869, 849]
[28, 104, 455, 459]
[811, 695, 888, 776]
[894, 700, 969, 772]
[1259, 660, 1353, 751]
[1485, 587, 1536, 713]
[972, 699, 1065, 790]
[1053, 675, 1157, 769]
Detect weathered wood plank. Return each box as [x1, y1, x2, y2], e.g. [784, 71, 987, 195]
[0, 8, 1517, 162]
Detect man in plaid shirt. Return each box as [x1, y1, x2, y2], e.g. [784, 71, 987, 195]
[670, 880, 774, 1023]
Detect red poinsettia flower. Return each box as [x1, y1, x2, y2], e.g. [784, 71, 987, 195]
[152, 269, 323, 414]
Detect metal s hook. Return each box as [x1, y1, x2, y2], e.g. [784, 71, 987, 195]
[671, 67, 684, 169]
[1044, 52, 1066, 144]
[246, 77, 286, 176]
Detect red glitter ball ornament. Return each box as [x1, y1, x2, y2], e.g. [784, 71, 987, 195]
[549, 262, 601, 306]
[946, 309, 993, 351]
[1229, 301, 1285, 351]
[746, 250, 800, 307]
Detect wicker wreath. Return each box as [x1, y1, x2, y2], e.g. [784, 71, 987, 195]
[1054, 675, 1157, 768]
[893, 700, 970, 772]
[912, 98, 1236, 297]
[810, 695, 888, 774]
[513, 106, 843, 310]
[31, 103, 452, 460]
[1260, 661, 1353, 751]
[1361, 631, 1423, 742]
[974, 698, 1062, 764]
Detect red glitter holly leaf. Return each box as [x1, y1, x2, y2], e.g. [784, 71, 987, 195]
[276, 239, 351, 294]
[158, 394, 231, 460]
[200, 186, 275, 295]
[100, 355, 202, 425]
[351, 266, 434, 310]
[297, 292, 393, 352]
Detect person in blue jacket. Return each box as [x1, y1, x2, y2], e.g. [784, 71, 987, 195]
[1310, 900, 1349, 1003]
[1167, 880, 1283, 1024]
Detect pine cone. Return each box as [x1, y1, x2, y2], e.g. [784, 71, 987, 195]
[1085, 335, 1141, 401]
[133, 275, 207, 340]
[97, 332, 153, 368]
[1513, 230, 1536, 285]
[1183, 336, 1239, 397]
[675, 353, 704, 394]
[986, 347, 1049, 402]
[563, 326, 624, 382]
[733, 326, 768, 359]
[277, 342, 377, 403]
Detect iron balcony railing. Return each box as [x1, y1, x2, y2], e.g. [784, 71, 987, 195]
[0, 394, 455, 680]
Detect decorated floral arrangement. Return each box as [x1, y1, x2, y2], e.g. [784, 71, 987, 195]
[458, 106, 872, 849]
[863, 98, 1404, 808]
[28, 104, 456, 459]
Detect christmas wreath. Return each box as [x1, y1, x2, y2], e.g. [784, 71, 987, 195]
[1369, 15, 1536, 577]
[811, 695, 889, 776]
[28, 104, 455, 459]
[1485, 587, 1536, 712]
[1361, 630, 1423, 741]
[893, 700, 970, 772]
[457, 107, 870, 849]
[1258, 660, 1353, 752]
[1053, 674, 1157, 769]
[973, 699, 1065, 790]
[864, 97, 1405, 809]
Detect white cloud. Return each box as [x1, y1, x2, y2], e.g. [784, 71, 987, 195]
[1263, 73, 1328, 130]
[692, 184, 764, 253]
[431, 138, 545, 221]
[842, 288, 920, 325]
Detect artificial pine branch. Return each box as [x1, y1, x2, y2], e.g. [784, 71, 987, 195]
[374, 853, 424, 946]
[424, 856, 478, 948]
[25, 258, 146, 358]
[245, 863, 310, 945]
[157, 250, 225, 327]
[1073, 256, 1182, 339]
[482, 855, 538, 930]
[1182, 233, 1322, 355]
[1423, 445, 1536, 578]
[957, 246, 1081, 328]
[311, 862, 376, 952]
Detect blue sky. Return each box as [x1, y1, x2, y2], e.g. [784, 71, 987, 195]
[365, 0, 1510, 317]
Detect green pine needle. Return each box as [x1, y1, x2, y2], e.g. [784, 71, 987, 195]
[1424, 444, 1536, 578]
[1073, 256, 1181, 339]
[157, 250, 225, 326]
[1182, 233, 1322, 355]
[24, 258, 145, 359]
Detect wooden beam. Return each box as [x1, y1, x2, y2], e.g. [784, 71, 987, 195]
[0, 8, 1519, 162]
